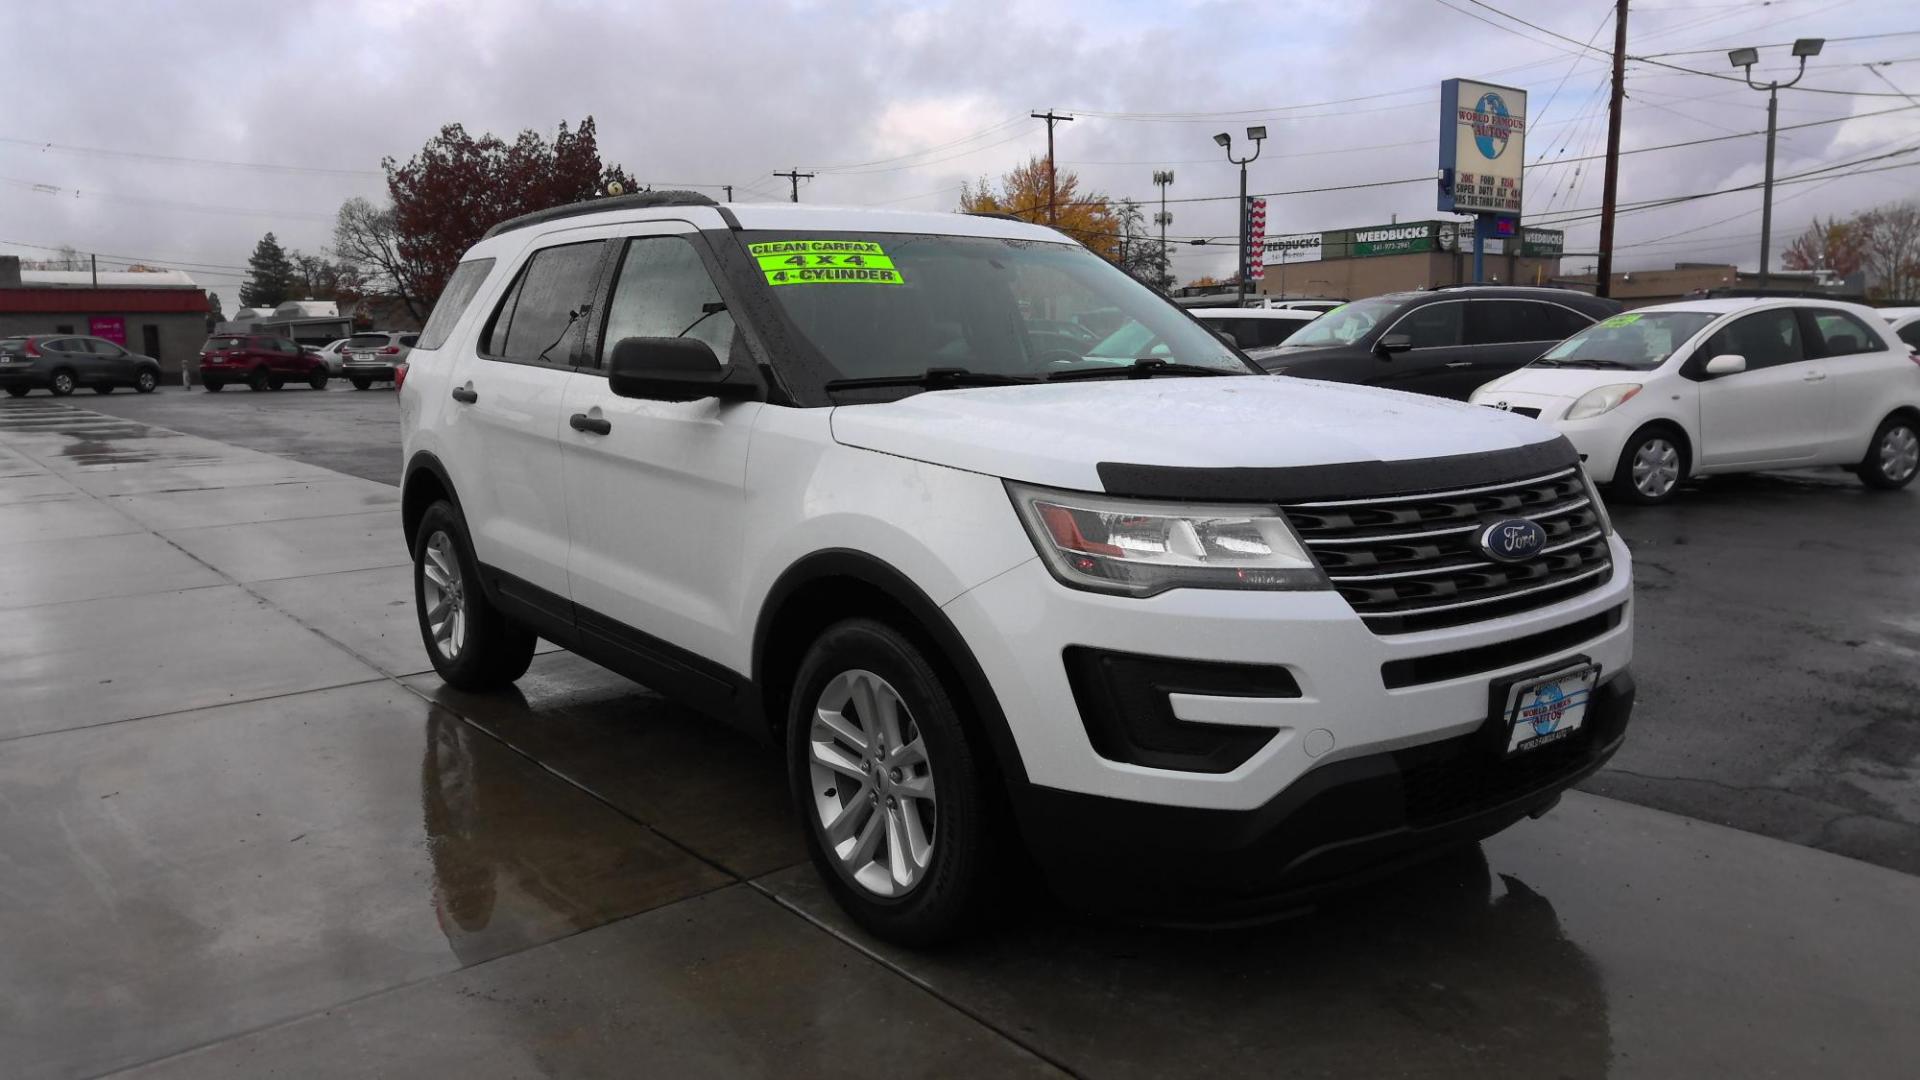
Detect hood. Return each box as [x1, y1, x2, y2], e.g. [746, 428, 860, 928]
[1473, 365, 1651, 405]
[829, 375, 1558, 492]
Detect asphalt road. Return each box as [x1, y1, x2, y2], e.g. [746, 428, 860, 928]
[78, 385, 1920, 876]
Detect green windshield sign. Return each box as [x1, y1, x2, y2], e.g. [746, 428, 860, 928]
[748, 240, 904, 285]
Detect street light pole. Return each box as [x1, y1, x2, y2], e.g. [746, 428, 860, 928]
[1215, 127, 1266, 306]
[1730, 38, 1823, 288]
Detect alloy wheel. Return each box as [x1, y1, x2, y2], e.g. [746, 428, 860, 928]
[807, 668, 937, 897]
[420, 531, 467, 660]
[1631, 437, 1680, 498]
[1881, 425, 1919, 483]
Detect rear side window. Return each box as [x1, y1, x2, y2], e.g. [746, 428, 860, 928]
[1540, 304, 1593, 339]
[1704, 310, 1804, 369]
[1467, 300, 1586, 345]
[484, 242, 604, 366]
[1802, 309, 1885, 357]
[1898, 323, 1920, 351]
[415, 258, 494, 351]
[598, 236, 737, 367]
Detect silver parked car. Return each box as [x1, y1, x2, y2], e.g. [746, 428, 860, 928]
[341, 331, 417, 389]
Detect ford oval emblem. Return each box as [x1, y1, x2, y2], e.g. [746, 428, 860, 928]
[1478, 518, 1546, 563]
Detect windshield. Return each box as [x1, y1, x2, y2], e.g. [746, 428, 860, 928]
[1278, 296, 1405, 348]
[744, 232, 1251, 385]
[1535, 310, 1717, 371]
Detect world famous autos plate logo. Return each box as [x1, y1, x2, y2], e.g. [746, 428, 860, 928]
[1478, 517, 1546, 563]
[1470, 92, 1519, 161]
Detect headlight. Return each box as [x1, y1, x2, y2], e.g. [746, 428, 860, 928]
[1006, 482, 1327, 597]
[1564, 383, 1642, 421]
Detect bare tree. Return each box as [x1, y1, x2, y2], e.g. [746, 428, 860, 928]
[1855, 201, 1920, 301]
[331, 197, 424, 321]
[21, 245, 87, 271]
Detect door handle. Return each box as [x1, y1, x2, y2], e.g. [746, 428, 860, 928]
[450, 386, 478, 403]
[1803, 371, 1827, 382]
[1444, 361, 1473, 369]
[569, 413, 611, 436]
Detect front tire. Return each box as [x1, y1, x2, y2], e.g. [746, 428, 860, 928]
[248, 368, 270, 392]
[788, 618, 992, 946]
[93, 385, 114, 395]
[203, 380, 224, 392]
[1612, 425, 1685, 504]
[49, 370, 76, 397]
[1859, 414, 1919, 491]
[4, 387, 28, 398]
[135, 370, 158, 393]
[412, 501, 536, 690]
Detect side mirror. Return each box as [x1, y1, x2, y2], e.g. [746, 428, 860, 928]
[608, 337, 762, 403]
[1376, 333, 1414, 356]
[1703, 353, 1747, 376]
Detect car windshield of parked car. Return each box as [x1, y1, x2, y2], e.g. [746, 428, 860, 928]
[1533, 310, 1717, 371]
[745, 232, 1252, 384]
[1277, 296, 1402, 348]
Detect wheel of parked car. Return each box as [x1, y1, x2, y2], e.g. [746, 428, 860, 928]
[203, 380, 224, 392]
[48, 370, 76, 396]
[411, 500, 536, 690]
[307, 368, 329, 391]
[5, 386, 29, 398]
[1858, 413, 1920, 491]
[134, 369, 158, 394]
[247, 369, 270, 392]
[1612, 424, 1687, 505]
[92, 384, 113, 395]
[350, 377, 372, 391]
[787, 617, 991, 946]
[268, 376, 286, 391]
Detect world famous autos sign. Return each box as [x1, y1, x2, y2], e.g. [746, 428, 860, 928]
[1438, 78, 1526, 217]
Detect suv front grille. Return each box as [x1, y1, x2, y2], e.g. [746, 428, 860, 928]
[1282, 467, 1612, 634]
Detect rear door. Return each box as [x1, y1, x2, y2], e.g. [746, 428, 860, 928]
[1694, 308, 1829, 467]
[87, 338, 134, 383]
[558, 222, 761, 678]
[1462, 300, 1593, 395]
[1367, 300, 1476, 398]
[456, 237, 606, 598]
[1802, 306, 1898, 461]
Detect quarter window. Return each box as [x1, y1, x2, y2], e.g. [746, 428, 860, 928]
[483, 242, 604, 366]
[1804, 309, 1885, 357]
[598, 236, 736, 367]
[1898, 323, 1920, 351]
[416, 258, 494, 351]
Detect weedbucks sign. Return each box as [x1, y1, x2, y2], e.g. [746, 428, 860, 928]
[1343, 222, 1439, 258]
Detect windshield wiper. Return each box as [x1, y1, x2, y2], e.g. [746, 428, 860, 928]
[823, 367, 1038, 393]
[1045, 358, 1237, 382]
[1556, 358, 1640, 369]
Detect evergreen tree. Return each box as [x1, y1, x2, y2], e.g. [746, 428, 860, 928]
[239, 233, 295, 308]
[205, 291, 225, 331]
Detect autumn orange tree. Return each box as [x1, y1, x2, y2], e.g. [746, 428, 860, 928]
[960, 157, 1120, 258]
[1781, 215, 1863, 277]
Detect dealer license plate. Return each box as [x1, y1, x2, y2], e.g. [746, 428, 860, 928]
[1502, 665, 1598, 755]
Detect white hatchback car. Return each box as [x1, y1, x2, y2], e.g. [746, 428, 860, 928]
[400, 193, 1635, 943]
[1471, 298, 1920, 503]
[1188, 307, 1319, 350]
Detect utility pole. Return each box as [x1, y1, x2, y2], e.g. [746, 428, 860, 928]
[1031, 110, 1073, 225]
[90, 252, 98, 288]
[1153, 170, 1174, 289]
[724, 185, 733, 201]
[774, 169, 815, 203]
[1595, 0, 1628, 299]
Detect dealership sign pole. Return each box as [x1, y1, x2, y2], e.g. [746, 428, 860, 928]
[1438, 78, 1526, 284]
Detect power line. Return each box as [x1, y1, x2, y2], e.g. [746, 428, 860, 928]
[0, 135, 383, 177]
[1638, 29, 1920, 58]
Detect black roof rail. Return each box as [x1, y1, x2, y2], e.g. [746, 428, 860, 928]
[481, 190, 719, 240]
[964, 211, 1022, 222]
[1696, 287, 1859, 300]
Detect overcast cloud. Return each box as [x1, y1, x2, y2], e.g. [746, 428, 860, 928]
[3, 0, 1916, 296]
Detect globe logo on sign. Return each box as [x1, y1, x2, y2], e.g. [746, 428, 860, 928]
[1531, 682, 1567, 736]
[1472, 92, 1513, 160]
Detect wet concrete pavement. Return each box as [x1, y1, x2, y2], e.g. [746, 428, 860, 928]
[3, 395, 1918, 1077]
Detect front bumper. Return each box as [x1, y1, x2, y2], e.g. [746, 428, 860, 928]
[1012, 671, 1633, 917]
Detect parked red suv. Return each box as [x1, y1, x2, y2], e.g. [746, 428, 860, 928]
[197, 335, 331, 392]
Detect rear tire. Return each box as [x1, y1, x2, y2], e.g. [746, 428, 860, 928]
[134, 370, 158, 394]
[203, 380, 224, 392]
[350, 377, 372, 391]
[1859, 414, 1919, 491]
[788, 617, 992, 946]
[92, 385, 114, 395]
[248, 368, 270, 392]
[5, 386, 29, 398]
[268, 376, 286, 391]
[49, 370, 76, 397]
[412, 501, 536, 690]
[1611, 424, 1686, 505]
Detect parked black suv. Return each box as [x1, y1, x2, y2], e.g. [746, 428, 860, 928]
[1247, 286, 1622, 401]
[0, 335, 164, 397]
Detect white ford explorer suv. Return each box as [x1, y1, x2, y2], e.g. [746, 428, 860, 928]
[1471, 298, 1920, 503]
[398, 193, 1636, 944]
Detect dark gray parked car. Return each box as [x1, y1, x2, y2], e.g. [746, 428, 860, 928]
[0, 334, 164, 397]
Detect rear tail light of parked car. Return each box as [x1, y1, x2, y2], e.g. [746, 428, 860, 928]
[22, 338, 39, 357]
[394, 364, 409, 390]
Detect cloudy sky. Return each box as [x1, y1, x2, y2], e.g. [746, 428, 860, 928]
[2, 0, 1915, 298]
